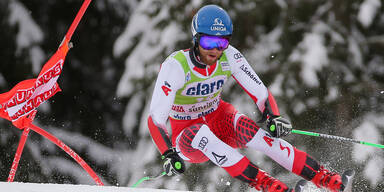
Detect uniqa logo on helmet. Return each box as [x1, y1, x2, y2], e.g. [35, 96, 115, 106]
[191, 5, 233, 38]
[211, 18, 226, 32]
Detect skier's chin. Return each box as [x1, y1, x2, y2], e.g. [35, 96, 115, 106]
[205, 55, 217, 65]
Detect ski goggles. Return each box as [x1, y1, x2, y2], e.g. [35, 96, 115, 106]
[199, 35, 229, 51]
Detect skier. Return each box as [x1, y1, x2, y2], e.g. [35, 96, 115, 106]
[147, 4, 347, 192]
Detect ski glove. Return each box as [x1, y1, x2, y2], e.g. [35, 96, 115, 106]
[162, 148, 185, 176]
[266, 116, 292, 138]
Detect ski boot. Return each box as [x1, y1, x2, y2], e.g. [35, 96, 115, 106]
[311, 166, 345, 192]
[249, 169, 292, 192]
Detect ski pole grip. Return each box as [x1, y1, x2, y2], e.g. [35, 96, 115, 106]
[291, 129, 319, 136]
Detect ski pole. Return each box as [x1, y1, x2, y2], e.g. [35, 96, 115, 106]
[131, 171, 166, 188]
[291, 129, 384, 149]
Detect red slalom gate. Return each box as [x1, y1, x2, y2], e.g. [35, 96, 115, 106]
[29, 123, 104, 185]
[2, 0, 104, 185]
[7, 127, 30, 182]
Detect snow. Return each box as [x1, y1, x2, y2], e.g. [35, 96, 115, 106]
[8, 0, 45, 75]
[29, 46, 46, 74]
[114, 0, 187, 97]
[45, 127, 160, 187]
[324, 86, 339, 103]
[0, 74, 5, 87]
[352, 114, 384, 187]
[269, 74, 284, 97]
[352, 120, 382, 162]
[0, 182, 193, 192]
[292, 101, 306, 115]
[122, 93, 143, 135]
[8, 0, 43, 51]
[246, 26, 283, 73]
[347, 36, 363, 67]
[289, 22, 329, 87]
[364, 157, 384, 186]
[358, 0, 381, 28]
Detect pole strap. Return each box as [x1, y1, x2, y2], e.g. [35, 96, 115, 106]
[131, 171, 166, 188]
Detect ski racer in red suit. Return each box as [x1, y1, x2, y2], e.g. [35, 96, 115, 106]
[147, 5, 346, 192]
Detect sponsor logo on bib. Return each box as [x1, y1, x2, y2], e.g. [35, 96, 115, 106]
[182, 75, 226, 97]
[220, 61, 230, 71]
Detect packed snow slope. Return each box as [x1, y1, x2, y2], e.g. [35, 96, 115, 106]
[0, 182, 194, 192]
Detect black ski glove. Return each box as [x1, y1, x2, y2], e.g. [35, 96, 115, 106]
[162, 148, 185, 176]
[266, 116, 292, 138]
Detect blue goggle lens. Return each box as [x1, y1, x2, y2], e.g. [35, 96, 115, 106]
[199, 36, 229, 51]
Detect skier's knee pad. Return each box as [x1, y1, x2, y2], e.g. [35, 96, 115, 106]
[191, 124, 244, 167]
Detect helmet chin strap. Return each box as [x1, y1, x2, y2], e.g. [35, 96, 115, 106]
[189, 45, 206, 68]
[193, 45, 200, 59]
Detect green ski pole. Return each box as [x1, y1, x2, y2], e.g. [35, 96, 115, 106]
[291, 129, 384, 149]
[131, 171, 166, 188]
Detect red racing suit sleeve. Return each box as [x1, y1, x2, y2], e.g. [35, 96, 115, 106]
[148, 53, 185, 154]
[148, 116, 172, 154]
[225, 45, 280, 118]
[263, 90, 280, 118]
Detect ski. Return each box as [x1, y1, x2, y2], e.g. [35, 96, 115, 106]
[341, 170, 355, 192]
